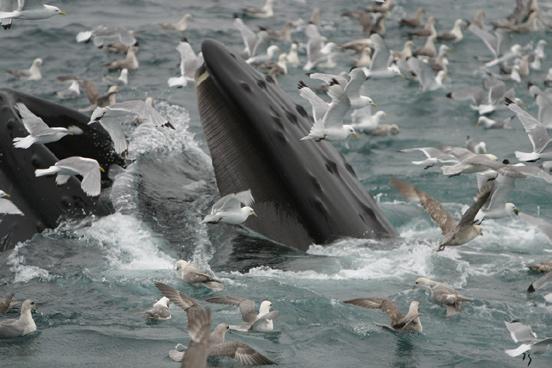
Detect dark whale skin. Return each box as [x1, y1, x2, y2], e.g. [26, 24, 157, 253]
[0, 89, 123, 251]
[196, 39, 396, 251]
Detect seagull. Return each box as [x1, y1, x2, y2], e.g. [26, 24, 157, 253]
[363, 34, 401, 78]
[344, 297, 422, 332]
[206, 296, 278, 332]
[399, 147, 459, 169]
[519, 212, 552, 243]
[12, 103, 83, 149]
[0, 190, 23, 215]
[7, 57, 42, 80]
[285, 42, 300, 66]
[105, 46, 139, 71]
[399, 8, 425, 28]
[309, 68, 376, 109]
[407, 57, 446, 92]
[505, 98, 552, 162]
[160, 14, 192, 32]
[391, 178, 491, 251]
[56, 79, 80, 99]
[414, 277, 472, 317]
[242, 0, 274, 19]
[437, 19, 467, 43]
[297, 81, 328, 123]
[34, 156, 103, 197]
[175, 260, 224, 291]
[477, 113, 515, 129]
[233, 16, 268, 59]
[473, 173, 519, 224]
[485, 44, 523, 68]
[300, 81, 356, 141]
[0, 299, 37, 338]
[155, 283, 275, 365]
[168, 41, 201, 88]
[0, 0, 65, 29]
[527, 271, 552, 293]
[144, 297, 171, 321]
[178, 306, 211, 368]
[0, 293, 15, 314]
[504, 321, 552, 366]
[202, 189, 256, 225]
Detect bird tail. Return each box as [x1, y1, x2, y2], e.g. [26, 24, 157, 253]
[35, 167, 58, 177]
[12, 136, 35, 149]
[201, 214, 219, 224]
[504, 344, 531, 357]
[300, 135, 314, 141]
[515, 151, 540, 162]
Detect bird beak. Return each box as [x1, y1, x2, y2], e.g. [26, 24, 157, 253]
[59, 10, 66, 16]
[514, 208, 519, 215]
[100, 167, 106, 173]
[252, 211, 258, 217]
[4, 193, 10, 198]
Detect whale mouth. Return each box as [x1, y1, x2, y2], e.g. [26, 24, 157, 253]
[196, 40, 395, 250]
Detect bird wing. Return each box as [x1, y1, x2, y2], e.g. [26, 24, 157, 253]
[182, 308, 211, 368]
[79, 80, 100, 104]
[369, 34, 390, 71]
[508, 164, 552, 184]
[14, 103, 50, 135]
[206, 296, 257, 323]
[407, 57, 435, 91]
[344, 69, 365, 99]
[0, 198, 23, 215]
[212, 189, 254, 213]
[306, 37, 323, 65]
[209, 342, 275, 365]
[506, 99, 552, 153]
[97, 115, 128, 154]
[457, 186, 492, 227]
[55, 157, 101, 196]
[484, 173, 514, 211]
[468, 24, 499, 57]
[529, 271, 552, 292]
[233, 18, 257, 57]
[298, 85, 329, 122]
[309, 73, 346, 85]
[344, 297, 402, 325]
[504, 321, 538, 344]
[322, 85, 351, 128]
[519, 213, 552, 242]
[391, 178, 457, 234]
[155, 282, 197, 312]
[176, 42, 199, 79]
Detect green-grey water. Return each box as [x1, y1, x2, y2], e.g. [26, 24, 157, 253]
[1, 0, 552, 367]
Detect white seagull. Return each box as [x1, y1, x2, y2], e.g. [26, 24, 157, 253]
[202, 189, 256, 225]
[35, 156, 103, 197]
[0, 0, 65, 29]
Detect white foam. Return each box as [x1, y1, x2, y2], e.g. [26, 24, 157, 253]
[6, 242, 51, 283]
[75, 213, 175, 270]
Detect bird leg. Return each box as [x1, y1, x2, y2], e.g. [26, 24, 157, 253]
[527, 353, 532, 367]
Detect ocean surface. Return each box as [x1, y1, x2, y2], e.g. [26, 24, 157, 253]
[1, 0, 552, 367]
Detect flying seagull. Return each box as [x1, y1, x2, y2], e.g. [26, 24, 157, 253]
[35, 156, 103, 197]
[202, 189, 256, 225]
[391, 178, 491, 251]
[12, 103, 83, 149]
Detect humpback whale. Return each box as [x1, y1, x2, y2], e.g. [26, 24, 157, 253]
[196, 39, 396, 250]
[0, 89, 123, 251]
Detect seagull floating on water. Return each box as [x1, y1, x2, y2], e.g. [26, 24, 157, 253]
[344, 297, 422, 332]
[207, 296, 278, 332]
[0, 299, 37, 338]
[7, 58, 42, 81]
[175, 260, 224, 291]
[415, 277, 472, 317]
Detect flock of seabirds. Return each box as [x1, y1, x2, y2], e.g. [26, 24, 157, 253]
[2, 0, 552, 366]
